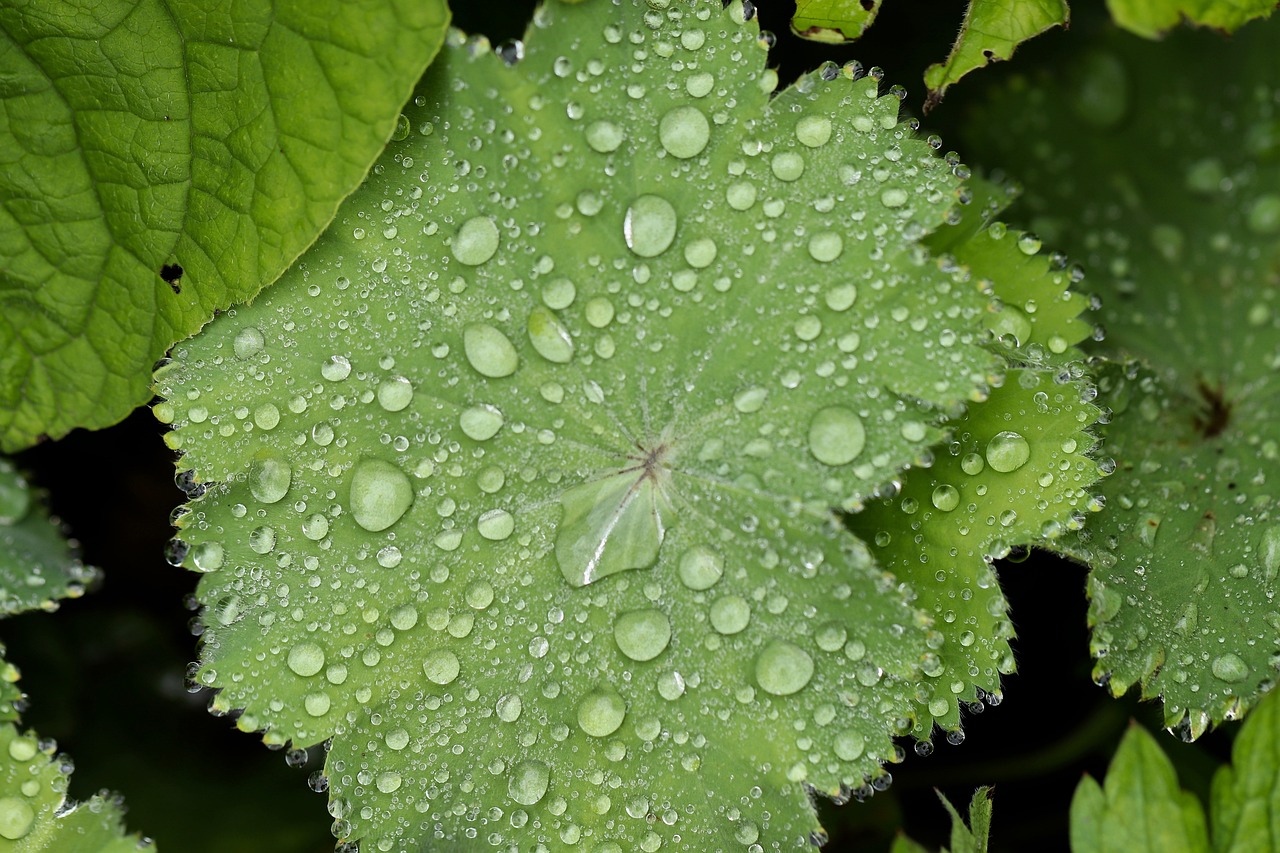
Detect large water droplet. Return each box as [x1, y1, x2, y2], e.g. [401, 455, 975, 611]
[586, 120, 624, 153]
[464, 324, 519, 378]
[771, 151, 805, 181]
[614, 609, 672, 661]
[985, 431, 1030, 473]
[460, 404, 504, 441]
[755, 640, 814, 695]
[795, 115, 832, 148]
[624, 195, 678, 257]
[710, 595, 750, 634]
[1260, 526, 1280, 584]
[0, 797, 34, 841]
[477, 508, 515, 541]
[376, 376, 414, 412]
[808, 407, 866, 466]
[423, 649, 460, 685]
[234, 326, 265, 359]
[578, 687, 627, 737]
[249, 456, 292, 504]
[349, 457, 414, 532]
[527, 306, 575, 363]
[453, 216, 499, 266]
[288, 641, 325, 677]
[930, 485, 960, 512]
[808, 232, 843, 263]
[1211, 653, 1249, 683]
[658, 106, 710, 159]
[678, 545, 723, 590]
[509, 761, 550, 806]
[497, 693, 523, 723]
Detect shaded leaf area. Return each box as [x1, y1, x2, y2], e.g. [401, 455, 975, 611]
[1210, 682, 1280, 851]
[147, 0, 1107, 847]
[791, 0, 884, 42]
[0, 651, 152, 851]
[0, 0, 450, 451]
[0, 458, 98, 615]
[892, 786, 993, 853]
[923, 0, 1069, 110]
[966, 14, 1280, 735]
[1071, 723, 1211, 852]
[1105, 0, 1274, 38]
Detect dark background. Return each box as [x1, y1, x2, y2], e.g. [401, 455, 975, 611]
[9, 2, 1234, 850]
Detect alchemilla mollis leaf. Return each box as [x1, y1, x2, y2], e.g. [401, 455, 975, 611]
[154, 0, 1096, 848]
[0, 0, 449, 451]
[0, 457, 98, 616]
[966, 15, 1280, 736]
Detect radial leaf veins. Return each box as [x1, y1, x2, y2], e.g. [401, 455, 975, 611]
[151, 1, 1096, 849]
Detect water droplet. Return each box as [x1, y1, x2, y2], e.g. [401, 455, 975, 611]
[191, 542, 224, 572]
[733, 386, 767, 414]
[985, 431, 1030, 473]
[497, 693, 523, 722]
[349, 457, 414, 532]
[302, 513, 329, 540]
[304, 692, 331, 716]
[657, 670, 685, 700]
[0, 797, 34, 840]
[726, 180, 757, 210]
[478, 508, 515, 541]
[452, 216, 500, 266]
[423, 649, 460, 685]
[833, 730, 865, 761]
[542, 277, 577, 309]
[584, 297, 615, 328]
[288, 641, 325, 677]
[678, 546, 723, 590]
[376, 376, 414, 412]
[1211, 653, 1249, 683]
[1071, 52, 1129, 127]
[586, 120, 624, 153]
[808, 407, 866, 466]
[795, 115, 832, 148]
[755, 641, 814, 695]
[460, 404, 504, 441]
[234, 327, 265, 359]
[376, 771, 402, 794]
[7, 738, 35, 762]
[624, 195, 678, 257]
[771, 151, 805, 181]
[614, 609, 672, 661]
[825, 283, 857, 312]
[1016, 233, 1042, 255]
[658, 106, 710, 159]
[1260, 526, 1280, 584]
[710, 596, 750, 634]
[321, 355, 351, 381]
[508, 761, 550, 806]
[930, 485, 960, 512]
[463, 324, 519, 378]
[578, 687, 627, 737]
[808, 232, 843, 263]
[527, 306, 574, 363]
[880, 188, 908, 208]
[684, 237, 718, 268]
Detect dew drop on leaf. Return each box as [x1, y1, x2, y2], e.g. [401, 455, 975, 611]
[755, 640, 814, 695]
[795, 114, 832, 148]
[985, 431, 1031, 473]
[808, 406, 867, 466]
[527, 306, 575, 363]
[710, 595, 751, 634]
[931, 484, 960, 512]
[658, 105, 711, 158]
[249, 456, 292, 504]
[233, 326, 265, 359]
[0, 798, 35, 841]
[348, 458, 413, 532]
[459, 404, 504, 441]
[1211, 654, 1249, 683]
[423, 649, 460, 685]
[585, 120, 624, 153]
[463, 323, 519, 378]
[614, 609, 673, 661]
[452, 216, 500, 266]
[508, 760, 550, 806]
[578, 687, 627, 737]
[623, 195, 678, 257]
[287, 641, 325, 677]
[375, 376, 414, 412]
[677, 545, 723, 590]
[771, 151, 805, 181]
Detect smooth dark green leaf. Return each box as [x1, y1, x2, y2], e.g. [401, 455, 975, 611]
[0, 0, 449, 451]
[1106, 0, 1274, 38]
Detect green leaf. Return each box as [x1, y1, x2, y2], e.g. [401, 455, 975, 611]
[1105, 0, 1274, 38]
[966, 10, 1280, 736]
[1069, 724, 1211, 853]
[0, 458, 98, 615]
[893, 787, 995, 853]
[0, 0, 450, 452]
[155, 1, 1095, 848]
[923, 0, 1070, 111]
[791, 0, 884, 42]
[1210, 685, 1280, 852]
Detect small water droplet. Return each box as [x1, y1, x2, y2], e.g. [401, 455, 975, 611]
[710, 595, 751, 634]
[527, 306, 574, 363]
[795, 115, 832, 148]
[771, 151, 805, 181]
[586, 120, 624, 153]
[477, 508, 515, 541]
[808, 232, 843, 263]
[880, 187, 908, 208]
[930, 484, 960, 512]
[0, 797, 34, 840]
[614, 609, 672, 661]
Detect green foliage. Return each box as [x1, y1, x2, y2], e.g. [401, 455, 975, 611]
[966, 13, 1280, 736]
[923, 0, 1070, 110]
[153, 0, 1099, 848]
[0, 458, 97, 614]
[1105, 0, 1274, 37]
[790, 0, 884, 42]
[0, 0, 449, 451]
[892, 787, 993, 853]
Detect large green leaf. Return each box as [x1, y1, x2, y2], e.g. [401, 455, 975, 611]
[156, 0, 1094, 848]
[790, 0, 884, 42]
[1210, 685, 1280, 851]
[0, 0, 449, 451]
[1105, 0, 1274, 37]
[0, 457, 97, 615]
[967, 11, 1280, 737]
